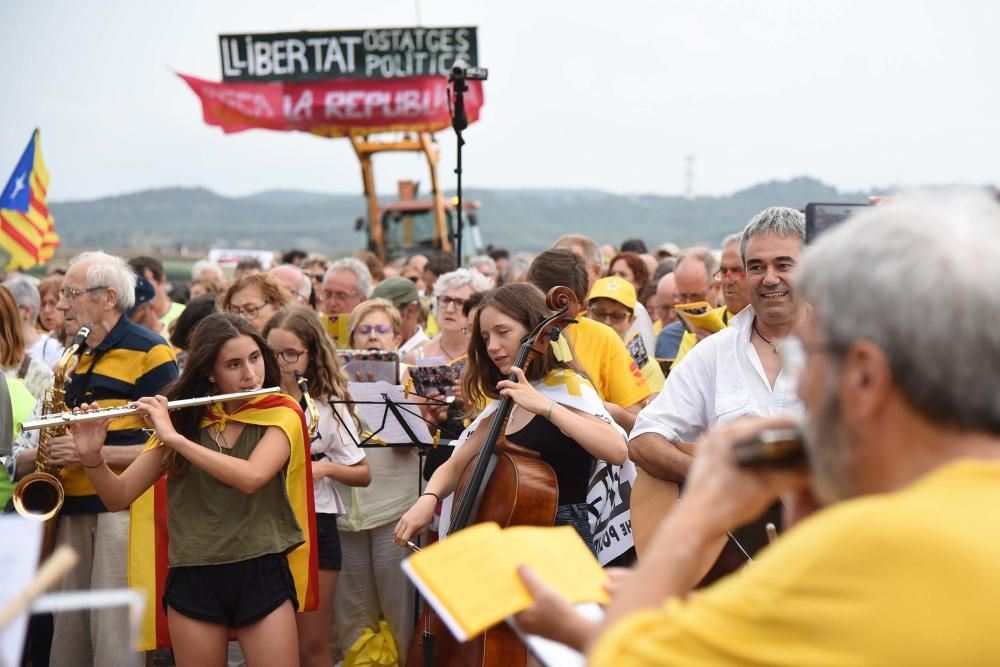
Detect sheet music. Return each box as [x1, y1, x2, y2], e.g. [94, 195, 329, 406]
[0, 516, 44, 667]
[347, 381, 434, 445]
[507, 603, 605, 667]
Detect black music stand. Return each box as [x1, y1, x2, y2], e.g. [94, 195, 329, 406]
[329, 380, 464, 663]
[328, 381, 465, 525]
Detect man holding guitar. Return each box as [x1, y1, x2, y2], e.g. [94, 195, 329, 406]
[515, 192, 1000, 664]
[628, 208, 807, 565]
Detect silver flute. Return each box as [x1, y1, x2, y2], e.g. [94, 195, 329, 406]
[19, 386, 282, 432]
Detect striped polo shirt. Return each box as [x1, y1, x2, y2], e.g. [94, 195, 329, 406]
[63, 315, 178, 514]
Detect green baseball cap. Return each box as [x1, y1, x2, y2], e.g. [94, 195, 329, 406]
[371, 276, 420, 307]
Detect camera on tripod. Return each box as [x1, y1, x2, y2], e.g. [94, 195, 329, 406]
[449, 60, 488, 82]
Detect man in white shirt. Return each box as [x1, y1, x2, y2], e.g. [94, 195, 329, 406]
[629, 207, 807, 483]
[3, 275, 64, 367]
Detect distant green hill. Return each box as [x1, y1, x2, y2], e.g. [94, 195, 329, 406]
[49, 177, 877, 255]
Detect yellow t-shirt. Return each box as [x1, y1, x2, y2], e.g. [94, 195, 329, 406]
[671, 305, 732, 369]
[590, 460, 1000, 666]
[565, 317, 651, 409]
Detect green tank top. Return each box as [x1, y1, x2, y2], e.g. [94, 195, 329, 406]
[166, 423, 304, 567]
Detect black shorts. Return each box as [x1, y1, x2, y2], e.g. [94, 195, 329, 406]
[163, 553, 297, 628]
[316, 512, 342, 571]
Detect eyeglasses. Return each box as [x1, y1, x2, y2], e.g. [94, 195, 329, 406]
[309, 273, 325, 283]
[229, 302, 271, 318]
[357, 323, 393, 336]
[674, 291, 710, 305]
[438, 295, 467, 310]
[713, 267, 745, 281]
[271, 348, 307, 363]
[58, 286, 108, 300]
[324, 290, 354, 302]
[588, 308, 632, 325]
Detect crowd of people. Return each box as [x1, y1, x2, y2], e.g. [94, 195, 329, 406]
[1, 189, 999, 666]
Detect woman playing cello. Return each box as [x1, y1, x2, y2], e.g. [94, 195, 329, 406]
[393, 283, 627, 550]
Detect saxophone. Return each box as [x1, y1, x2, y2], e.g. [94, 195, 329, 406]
[295, 371, 320, 440]
[13, 325, 91, 521]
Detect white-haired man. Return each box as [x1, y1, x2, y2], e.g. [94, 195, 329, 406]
[717, 232, 750, 316]
[515, 192, 1000, 664]
[270, 263, 311, 305]
[11, 251, 178, 667]
[466, 254, 498, 285]
[654, 247, 720, 361]
[191, 258, 227, 287]
[322, 257, 371, 317]
[664, 237, 752, 366]
[652, 272, 676, 334]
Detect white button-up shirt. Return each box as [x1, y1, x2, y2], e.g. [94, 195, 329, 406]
[630, 307, 802, 444]
[399, 325, 430, 358]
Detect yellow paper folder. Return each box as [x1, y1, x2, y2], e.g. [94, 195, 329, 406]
[674, 301, 726, 334]
[402, 522, 609, 641]
[320, 313, 350, 348]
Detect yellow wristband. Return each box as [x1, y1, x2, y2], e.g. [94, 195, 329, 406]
[546, 401, 557, 421]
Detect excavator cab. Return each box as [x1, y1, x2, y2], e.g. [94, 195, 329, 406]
[351, 133, 483, 263]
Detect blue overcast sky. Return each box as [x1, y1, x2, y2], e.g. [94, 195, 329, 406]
[1, 0, 997, 201]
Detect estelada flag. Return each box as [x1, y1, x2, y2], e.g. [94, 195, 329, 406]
[0, 129, 59, 270]
[128, 393, 319, 650]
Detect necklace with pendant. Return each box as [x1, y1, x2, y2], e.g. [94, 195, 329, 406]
[752, 318, 779, 354]
[439, 337, 463, 362]
[212, 428, 232, 453]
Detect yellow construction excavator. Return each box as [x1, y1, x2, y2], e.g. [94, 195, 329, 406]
[350, 132, 483, 263]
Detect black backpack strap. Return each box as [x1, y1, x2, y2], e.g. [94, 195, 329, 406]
[17, 355, 31, 379]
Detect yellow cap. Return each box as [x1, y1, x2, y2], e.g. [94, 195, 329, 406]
[588, 276, 636, 310]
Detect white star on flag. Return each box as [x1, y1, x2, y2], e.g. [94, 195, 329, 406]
[11, 172, 26, 198]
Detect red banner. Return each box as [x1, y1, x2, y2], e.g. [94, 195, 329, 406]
[179, 73, 483, 137]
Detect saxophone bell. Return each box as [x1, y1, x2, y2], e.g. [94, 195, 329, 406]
[13, 323, 92, 522]
[12, 472, 65, 522]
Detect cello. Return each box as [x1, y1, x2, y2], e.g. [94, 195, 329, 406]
[406, 286, 579, 667]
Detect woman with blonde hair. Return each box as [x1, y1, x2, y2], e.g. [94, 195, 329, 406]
[347, 299, 403, 354]
[220, 272, 292, 333]
[335, 298, 419, 661]
[263, 305, 371, 667]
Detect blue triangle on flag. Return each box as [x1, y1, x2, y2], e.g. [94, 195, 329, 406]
[0, 131, 37, 212]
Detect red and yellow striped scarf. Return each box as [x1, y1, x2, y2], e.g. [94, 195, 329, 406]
[128, 392, 318, 649]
